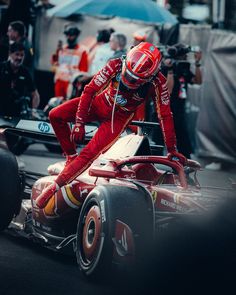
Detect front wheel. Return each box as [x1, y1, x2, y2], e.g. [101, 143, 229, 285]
[0, 148, 21, 231]
[76, 185, 154, 279]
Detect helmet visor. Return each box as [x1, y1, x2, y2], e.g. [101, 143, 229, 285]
[121, 67, 149, 89]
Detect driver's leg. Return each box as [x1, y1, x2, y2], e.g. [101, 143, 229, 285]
[36, 112, 133, 209]
[49, 97, 80, 155]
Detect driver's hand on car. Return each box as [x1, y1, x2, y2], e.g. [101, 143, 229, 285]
[70, 123, 85, 144]
[167, 151, 187, 166]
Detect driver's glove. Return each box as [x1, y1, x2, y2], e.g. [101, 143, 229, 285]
[167, 151, 187, 166]
[70, 122, 85, 144]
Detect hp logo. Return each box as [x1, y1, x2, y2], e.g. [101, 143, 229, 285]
[38, 122, 50, 133]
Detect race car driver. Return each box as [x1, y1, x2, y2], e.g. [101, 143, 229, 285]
[36, 42, 186, 209]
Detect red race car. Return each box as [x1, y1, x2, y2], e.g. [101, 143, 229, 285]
[0, 119, 232, 279]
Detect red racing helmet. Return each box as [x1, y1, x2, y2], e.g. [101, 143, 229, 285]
[121, 42, 162, 89]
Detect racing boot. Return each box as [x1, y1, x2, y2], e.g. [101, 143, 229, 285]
[35, 181, 60, 209]
[47, 153, 78, 175]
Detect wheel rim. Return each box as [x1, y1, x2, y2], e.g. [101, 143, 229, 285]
[82, 205, 101, 261]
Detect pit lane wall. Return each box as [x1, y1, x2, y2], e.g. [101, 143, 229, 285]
[179, 25, 236, 163]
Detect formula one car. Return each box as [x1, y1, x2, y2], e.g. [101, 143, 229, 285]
[0, 119, 232, 278]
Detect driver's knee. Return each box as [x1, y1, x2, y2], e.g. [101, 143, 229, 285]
[49, 105, 65, 123]
[49, 106, 59, 121]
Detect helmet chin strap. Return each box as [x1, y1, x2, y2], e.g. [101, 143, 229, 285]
[111, 75, 121, 134]
[112, 57, 157, 133]
[110, 58, 126, 133]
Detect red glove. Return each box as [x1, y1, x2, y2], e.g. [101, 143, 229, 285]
[167, 151, 187, 166]
[70, 123, 85, 144]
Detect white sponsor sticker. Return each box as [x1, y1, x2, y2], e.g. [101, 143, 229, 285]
[100, 200, 106, 223]
[160, 198, 185, 212]
[16, 120, 55, 134]
[15, 120, 97, 136]
[116, 95, 127, 106]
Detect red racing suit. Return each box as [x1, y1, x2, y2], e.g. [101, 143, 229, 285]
[49, 58, 177, 187]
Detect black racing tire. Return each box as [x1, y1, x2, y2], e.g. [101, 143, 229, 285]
[0, 148, 21, 231]
[76, 185, 154, 279]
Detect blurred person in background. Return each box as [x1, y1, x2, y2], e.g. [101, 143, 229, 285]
[132, 30, 147, 46]
[109, 32, 127, 59]
[89, 28, 115, 75]
[67, 28, 115, 99]
[0, 41, 40, 169]
[0, 20, 34, 76]
[7, 20, 34, 75]
[51, 24, 88, 99]
[162, 43, 202, 159]
[0, 41, 40, 117]
[131, 27, 160, 47]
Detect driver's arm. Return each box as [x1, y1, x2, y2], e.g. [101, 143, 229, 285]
[76, 59, 119, 123]
[191, 51, 202, 84]
[152, 72, 177, 152]
[162, 58, 174, 94]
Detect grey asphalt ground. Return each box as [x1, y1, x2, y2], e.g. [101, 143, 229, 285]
[0, 143, 235, 295]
